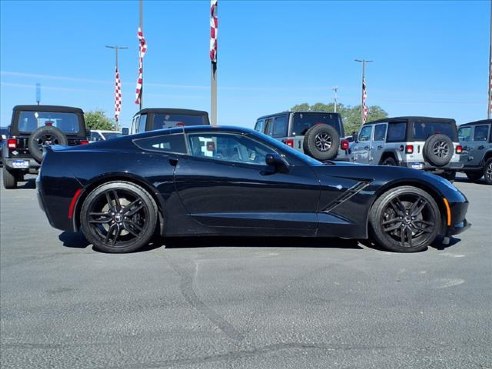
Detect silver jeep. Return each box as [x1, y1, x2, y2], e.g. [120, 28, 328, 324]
[350, 116, 463, 180]
[458, 119, 492, 184]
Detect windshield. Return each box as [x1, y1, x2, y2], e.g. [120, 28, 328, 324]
[291, 112, 343, 136]
[18, 111, 81, 134]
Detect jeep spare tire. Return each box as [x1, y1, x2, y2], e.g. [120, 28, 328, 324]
[303, 124, 340, 161]
[422, 134, 453, 167]
[28, 126, 68, 163]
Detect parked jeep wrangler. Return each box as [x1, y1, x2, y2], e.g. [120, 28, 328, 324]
[2, 105, 88, 189]
[350, 116, 463, 180]
[458, 119, 492, 184]
[130, 108, 210, 134]
[254, 111, 347, 161]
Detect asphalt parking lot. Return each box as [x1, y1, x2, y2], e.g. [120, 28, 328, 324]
[1, 173, 491, 369]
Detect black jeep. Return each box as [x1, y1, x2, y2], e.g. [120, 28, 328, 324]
[2, 105, 88, 189]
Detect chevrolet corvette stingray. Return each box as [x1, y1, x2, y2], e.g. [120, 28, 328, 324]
[36, 126, 470, 253]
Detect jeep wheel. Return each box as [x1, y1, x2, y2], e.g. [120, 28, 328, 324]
[484, 158, 492, 185]
[465, 171, 483, 182]
[28, 126, 68, 163]
[381, 157, 397, 166]
[2, 166, 17, 189]
[303, 124, 340, 161]
[423, 134, 453, 167]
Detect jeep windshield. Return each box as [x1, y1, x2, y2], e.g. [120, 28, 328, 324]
[18, 111, 80, 134]
[152, 113, 208, 130]
[291, 112, 343, 136]
[412, 121, 458, 141]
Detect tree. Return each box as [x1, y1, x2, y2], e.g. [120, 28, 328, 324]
[290, 102, 388, 136]
[84, 110, 115, 130]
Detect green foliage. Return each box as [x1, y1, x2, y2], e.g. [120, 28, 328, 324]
[84, 110, 115, 130]
[290, 102, 388, 135]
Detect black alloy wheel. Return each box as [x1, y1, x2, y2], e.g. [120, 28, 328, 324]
[484, 158, 492, 185]
[369, 186, 440, 252]
[80, 181, 158, 253]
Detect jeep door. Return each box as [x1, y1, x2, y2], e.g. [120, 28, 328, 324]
[351, 125, 373, 164]
[371, 123, 388, 164]
[466, 124, 491, 167]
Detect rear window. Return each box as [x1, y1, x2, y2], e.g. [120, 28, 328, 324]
[152, 113, 207, 130]
[291, 112, 343, 137]
[17, 111, 81, 134]
[412, 121, 457, 141]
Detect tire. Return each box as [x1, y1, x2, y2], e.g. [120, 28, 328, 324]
[381, 156, 397, 166]
[484, 158, 492, 185]
[441, 171, 456, 182]
[369, 186, 440, 253]
[28, 126, 68, 163]
[303, 124, 340, 161]
[422, 134, 453, 167]
[80, 181, 158, 253]
[465, 171, 483, 182]
[2, 166, 17, 189]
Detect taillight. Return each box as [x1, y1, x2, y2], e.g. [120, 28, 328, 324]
[405, 145, 414, 154]
[341, 139, 349, 151]
[283, 139, 294, 148]
[456, 145, 463, 154]
[80, 140, 89, 145]
[7, 138, 17, 149]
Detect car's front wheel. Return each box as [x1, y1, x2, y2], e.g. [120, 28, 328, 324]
[80, 181, 158, 253]
[369, 186, 440, 253]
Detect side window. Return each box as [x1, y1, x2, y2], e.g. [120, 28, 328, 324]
[458, 126, 471, 141]
[136, 114, 147, 133]
[133, 133, 186, 153]
[473, 125, 489, 142]
[272, 116, 288, 138]
[374, 124, 387, 141]
[264, 118, 274, 136]
[387, 122, 407, 142]
[254, 119, 265, 133]
[358, 125, 373, 142]
[187, 133, 274, 164]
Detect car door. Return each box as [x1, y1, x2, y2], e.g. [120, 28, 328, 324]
[351, 125, 373, 164]
[468, 124, 490, 167]
[371, 123, 388, 164]
[172, 131, 320, 236]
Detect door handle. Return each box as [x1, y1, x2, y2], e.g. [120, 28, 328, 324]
[364, 146, 369, 150]
[478, 145, 485, 150]
[377, 145, 383, 150]
[169, 158, 179, 166]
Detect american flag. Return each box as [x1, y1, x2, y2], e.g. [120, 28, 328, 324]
[489, 57, 492, 118]
[210, 0, 218, 63]
[135, 26, 147, 105]
[114, 66, 122, 122]
[362, 77, 368, 123]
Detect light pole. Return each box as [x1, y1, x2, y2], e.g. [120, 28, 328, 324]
[331, 86, 338, 112]
[355, 59, 373, 125]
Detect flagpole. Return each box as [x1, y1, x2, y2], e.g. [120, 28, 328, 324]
[355, 59, 372, 125]
[488, 0, 491, 118]
[139, 0, 144, 111]
[106, 45, 128, 130]
[210, 0, 218, 126]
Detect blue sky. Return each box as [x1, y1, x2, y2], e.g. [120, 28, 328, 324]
[0, 0, 489, 129]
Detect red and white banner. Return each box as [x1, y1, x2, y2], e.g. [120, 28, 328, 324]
[210, 0, 218, 63]
[114, 66, 122, 122]
[135, 26, 148, 105]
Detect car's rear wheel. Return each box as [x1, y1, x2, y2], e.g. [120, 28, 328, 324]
[80, 181, 158, 253]
[369, 186, 440, 253]
[422, 134, 453, 167]
[381, 157, 397, 166]
[484, 158, 492, 185]
[2, 166, 17, 189]
[303, 124, 340, 161]
[28, 126, 68, 163]
[465, 171, 483, 182]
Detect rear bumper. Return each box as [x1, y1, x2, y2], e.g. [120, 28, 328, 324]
[401, 160, 463, 171]
[4, 157, 40, 174]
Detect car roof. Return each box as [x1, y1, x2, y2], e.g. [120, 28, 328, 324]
[13, 105, 84, 114]
[134, 108, 209, 116]
[363, 116, 456, 125]
[256, 111, 341, 120]
[459, 119, 492, 127]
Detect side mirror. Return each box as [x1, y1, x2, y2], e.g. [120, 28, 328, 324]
[121, 127, 129, 135]
[265, 153, 289, 173]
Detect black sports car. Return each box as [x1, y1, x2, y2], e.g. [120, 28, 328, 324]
[36, 126, 470, 253]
